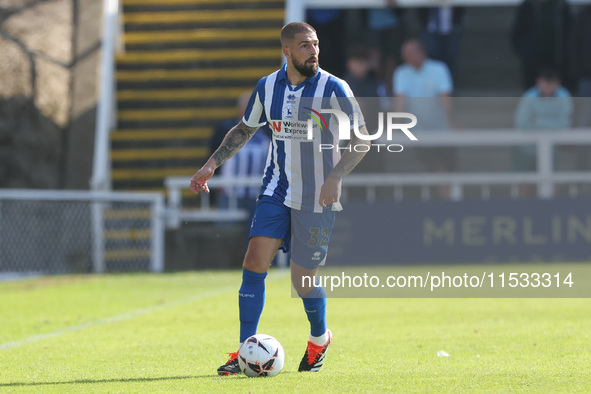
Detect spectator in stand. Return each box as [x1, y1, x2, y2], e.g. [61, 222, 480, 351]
[366, 0, 405, 94]
[306, 9, 346, 77]
[343, 46, 390, 173]
[571, 5, 591, 98]
[209, 92, 271, 227]
[512, 68, 573, 197]
[344, 46, 389, 105]
[393, 38, 455, 199]
[418, 5, 466, 78]
[569, 4, 591, 170]
[510, 0, 571, 90]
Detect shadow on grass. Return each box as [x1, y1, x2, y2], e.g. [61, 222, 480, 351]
[0, 375, 220, 387]
[0, 371, 297, 387]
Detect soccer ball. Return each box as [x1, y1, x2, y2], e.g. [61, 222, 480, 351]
[238, 334, 285, 377]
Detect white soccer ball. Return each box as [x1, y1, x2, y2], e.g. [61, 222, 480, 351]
[238, 334, 285, 377]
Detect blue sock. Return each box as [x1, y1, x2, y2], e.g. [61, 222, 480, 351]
[239, 268, 267, 343]
[301, 285, 327, 337]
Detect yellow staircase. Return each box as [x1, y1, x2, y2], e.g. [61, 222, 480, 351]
[112, 0, 285, 194]
[103, 207, 153, 269]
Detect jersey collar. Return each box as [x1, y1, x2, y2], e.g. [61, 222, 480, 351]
[278, 64, 322, 91]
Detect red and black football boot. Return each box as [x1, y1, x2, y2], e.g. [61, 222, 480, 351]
[298, 329, 332, 372]
[217, 351, 241, 375]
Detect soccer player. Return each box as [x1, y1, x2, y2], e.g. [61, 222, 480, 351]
[190, 22, 369, 375]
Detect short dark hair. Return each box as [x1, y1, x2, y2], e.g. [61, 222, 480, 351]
[347, 46, 371, 61]
[404, 38, 427, 54]
[538, 67, 561, 82]
[280, 22, 316, 46]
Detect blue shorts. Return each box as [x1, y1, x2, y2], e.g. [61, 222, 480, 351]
[249, 195, 336, 269]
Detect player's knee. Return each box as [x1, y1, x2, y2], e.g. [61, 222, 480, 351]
[243, 250, 270, 274]
[290, 262, 317, 297]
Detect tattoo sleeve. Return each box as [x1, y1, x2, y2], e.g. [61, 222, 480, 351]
[211, 120, 259, 168]
[328, 125, 371, 181]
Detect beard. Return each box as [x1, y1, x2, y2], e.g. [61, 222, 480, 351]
[293, 57, 318, 78]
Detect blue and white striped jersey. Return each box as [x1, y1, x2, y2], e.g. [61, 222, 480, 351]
[242, 64, 364, 213]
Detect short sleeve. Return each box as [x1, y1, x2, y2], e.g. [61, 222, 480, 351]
[393, 66, 408, 96]
[242, 78, 267, 128]
[331, 78, 366, 129]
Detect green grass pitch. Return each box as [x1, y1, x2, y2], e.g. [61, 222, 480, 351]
[1, 268, 590, 392]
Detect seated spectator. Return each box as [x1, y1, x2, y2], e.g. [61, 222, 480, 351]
[515, 68, 572, 130]
[512, 68, 573, 196]
[345, 46, 389, 99]
[366, 0, 405, 94]
[393, 38, 455, 199]
[344, 46, 390, 130]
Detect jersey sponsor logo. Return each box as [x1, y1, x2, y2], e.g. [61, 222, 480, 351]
[270, 121, 282, 133]
[269, 119, 309, 141]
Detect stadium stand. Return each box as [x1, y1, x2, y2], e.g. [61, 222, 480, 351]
[111, 0, 285, 194]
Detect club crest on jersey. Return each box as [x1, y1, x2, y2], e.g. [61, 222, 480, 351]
[283, 104, 296, 119]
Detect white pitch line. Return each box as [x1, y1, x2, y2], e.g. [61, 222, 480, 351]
[0, 271, 288, 351]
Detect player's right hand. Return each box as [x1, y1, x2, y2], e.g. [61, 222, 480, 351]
[190, 165, 215, 194]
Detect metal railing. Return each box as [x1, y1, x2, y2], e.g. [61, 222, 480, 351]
[164, 130, 591, 228]
[0, 189, 165, 275]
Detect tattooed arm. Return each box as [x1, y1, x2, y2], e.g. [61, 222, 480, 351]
[318, 124, 371, 207]
[190, 120, 259, 194]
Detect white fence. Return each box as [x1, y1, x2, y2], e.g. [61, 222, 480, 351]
[165, 130, 591, 228]
[0, 190, 165, 277]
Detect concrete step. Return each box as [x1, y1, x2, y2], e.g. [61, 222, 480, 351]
[123, 0, 284, 12]
[123, 19, 283, 32]
[116, 67, 275, 82]
[116, 87, 246, 102]
[111, 127, 212, 141]
[123, 28, 278, 46]
[111, 147, 208, 162]
[116, 78, 259, 90]
[123, 9, 284, 25]
[118, 107, 235, 122]
[117, 97, 238, 110]
[116, 118, 223, 130]
[116, 58, 280, 71]
[116, 47, 280, 66]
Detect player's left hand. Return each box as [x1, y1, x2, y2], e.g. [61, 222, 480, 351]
[319, 177, 340, 208]
[190, 164, 215, 194]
